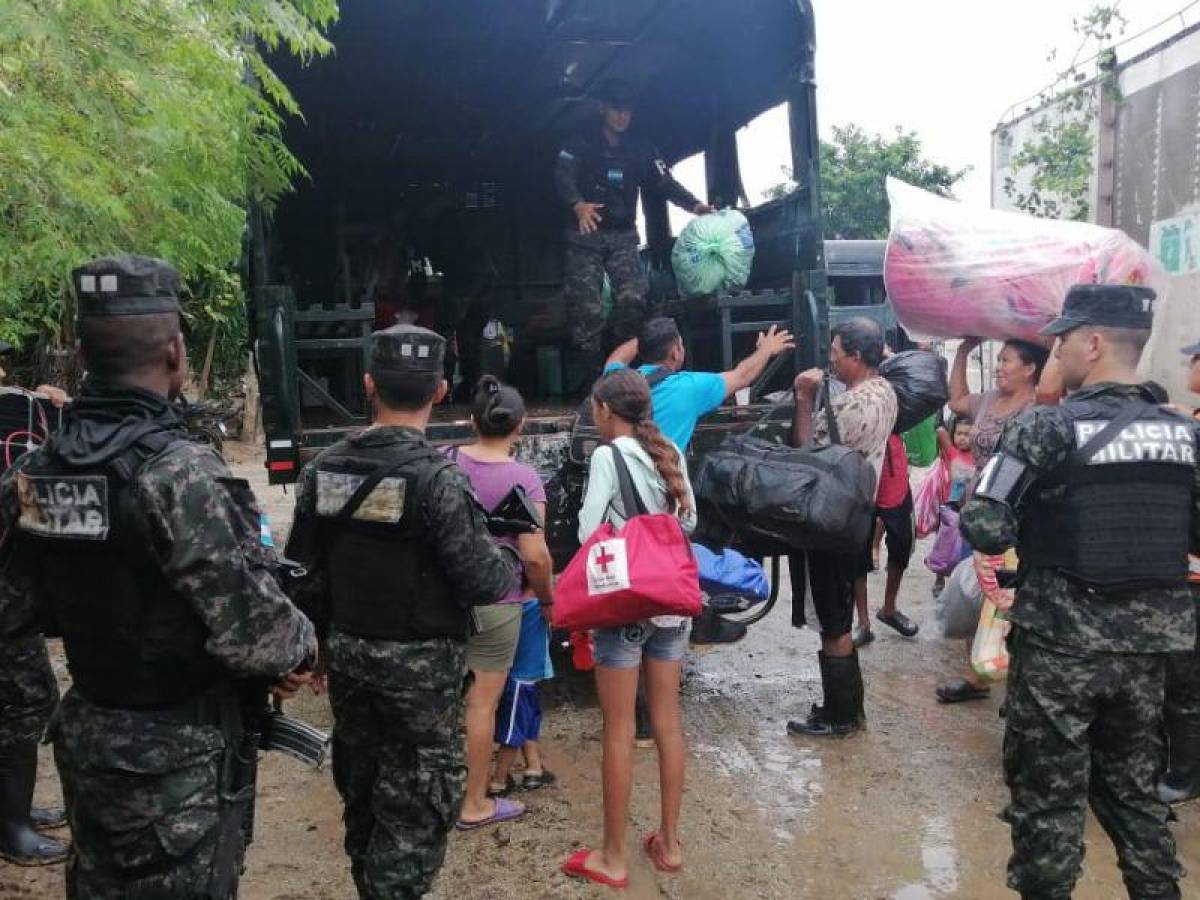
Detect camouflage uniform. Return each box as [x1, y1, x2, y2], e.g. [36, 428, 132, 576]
[962, 382, 1200, 900]
[0, 593, 56, 752]
[563, 229, 650, 353]
[554, 125, 702, 353]
[1160, 585, 1200, 797]
[0, 256, 316, 899]
[0, 446, 57, 756]
[326, 635, 466, 900]
[286, 326, 517, 900]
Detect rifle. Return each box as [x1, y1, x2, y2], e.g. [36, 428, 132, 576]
[234, 680, 329, 847]
[486, 484, 543, 536]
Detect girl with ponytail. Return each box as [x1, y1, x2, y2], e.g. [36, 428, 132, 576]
[563, 367, 694, 887]
[452, 376, 556, 829]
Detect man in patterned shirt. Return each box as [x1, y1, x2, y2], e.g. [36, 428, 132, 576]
[787, 318, 898, 737]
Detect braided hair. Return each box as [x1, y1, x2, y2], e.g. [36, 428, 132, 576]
[592, 368, 692, 517]
[471, 375, 526, 437]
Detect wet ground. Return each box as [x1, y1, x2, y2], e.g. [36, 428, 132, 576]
[7, 440, 1200, 899]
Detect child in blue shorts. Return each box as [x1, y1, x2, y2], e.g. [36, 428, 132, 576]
[490, 598, 555, 794]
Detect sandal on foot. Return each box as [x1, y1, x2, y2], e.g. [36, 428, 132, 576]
[521, 769, 557, 790]
[455, 797, 525, 831]
[876, 610, 919, 637]
[487, 776, 519, 797]
[852, 627, 875, 649]
[562, 848, 629, 889]
[30, 805, 67, 832]
[936, 677, 990, 704]
[643, 832, 682, 874]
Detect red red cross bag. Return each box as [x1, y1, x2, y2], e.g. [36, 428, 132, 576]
[552, 442, 701, 631]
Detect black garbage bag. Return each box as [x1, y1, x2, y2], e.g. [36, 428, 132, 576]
[879, 350, 948, 433]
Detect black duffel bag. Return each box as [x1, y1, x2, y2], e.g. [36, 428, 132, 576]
[878, 350, 948, 433]
[692, 382, 876, 555]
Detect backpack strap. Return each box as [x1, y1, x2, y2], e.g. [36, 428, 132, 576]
[604, 441, 650, 519]
[1070, 403, 1153, 466]
[108, 429, 186, 482]
[644, 366, 674, 389]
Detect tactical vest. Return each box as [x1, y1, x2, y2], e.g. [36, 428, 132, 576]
[575, 138, 638, 229]
[14, 433, 225, 708]
[1021, 398, 1196, 589]
[316, 443, 464, 642]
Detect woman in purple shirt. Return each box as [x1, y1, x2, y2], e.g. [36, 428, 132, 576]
[451, 377, 554, 829]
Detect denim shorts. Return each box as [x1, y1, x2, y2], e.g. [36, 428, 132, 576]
[593, 620, 691, 669]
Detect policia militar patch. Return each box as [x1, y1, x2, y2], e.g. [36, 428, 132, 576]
[1075, 420, 1196, 464]
[16, 473, 110, 540]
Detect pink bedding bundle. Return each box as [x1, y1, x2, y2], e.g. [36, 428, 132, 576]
[883, 179, 1163, 343]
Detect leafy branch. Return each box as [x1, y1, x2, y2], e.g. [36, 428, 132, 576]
[766, 125, 969, 240]
[1000, 3, 1125, 221]
[0, 0, 338, 391]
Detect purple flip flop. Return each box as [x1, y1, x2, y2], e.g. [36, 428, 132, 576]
[455, 797, 526, 831]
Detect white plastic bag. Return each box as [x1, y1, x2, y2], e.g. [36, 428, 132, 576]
[883, 178, 1165, 342]
[938, 556, 983, 641]
[671, 209, 755, 297]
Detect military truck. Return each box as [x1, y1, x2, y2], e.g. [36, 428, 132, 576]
[249, 0, 902, 584]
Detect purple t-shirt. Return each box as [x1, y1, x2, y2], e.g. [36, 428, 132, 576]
[447, 447, 547, 603]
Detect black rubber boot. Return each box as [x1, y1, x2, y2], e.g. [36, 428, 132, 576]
[1158, 717, 1200, 804]
[787, 651, 863, 738]
[689, 607, 747, 646]
[0, 742, 69, 866]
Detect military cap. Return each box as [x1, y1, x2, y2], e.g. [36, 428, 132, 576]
[368, 325, 445, 377]
[595, 77, 637, 109]
[1040, 283, 1157, 336]
[73, 255, 181, 317]
[1181, 339, 1200, 356]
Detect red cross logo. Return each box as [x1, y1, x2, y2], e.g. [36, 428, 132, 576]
[595, 545, 616, 573]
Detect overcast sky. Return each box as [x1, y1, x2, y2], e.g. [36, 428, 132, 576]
[670, 0, 1200, 220]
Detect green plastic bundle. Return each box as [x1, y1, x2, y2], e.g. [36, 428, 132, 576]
[671, 209, 755, 297]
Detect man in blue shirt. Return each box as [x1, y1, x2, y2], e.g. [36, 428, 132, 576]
[603, 317, 794, 449]
[603, 317, 793, 653]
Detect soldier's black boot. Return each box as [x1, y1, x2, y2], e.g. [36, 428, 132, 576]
[1157, 717, 1200, 804]
[0, 742, 69, 866]
[787, 651, 863, 738]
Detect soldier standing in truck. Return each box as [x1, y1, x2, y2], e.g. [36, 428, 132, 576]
[554, 77, 713, 375]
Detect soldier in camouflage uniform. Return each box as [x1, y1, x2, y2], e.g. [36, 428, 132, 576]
[0, 256, 317, 899]
[961, 284, 1200, 900]
[554, 78, 712, 363]
[0, 601, 68, 865]
[285, 325, 518, 900]
[1159, 338, 1200, 804]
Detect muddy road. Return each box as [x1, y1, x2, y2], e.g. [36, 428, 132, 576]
[6, 440, 1200, 899]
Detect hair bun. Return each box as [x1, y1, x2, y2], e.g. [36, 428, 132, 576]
[486, 403, 513, 427]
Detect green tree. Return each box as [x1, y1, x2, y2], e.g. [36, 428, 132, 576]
[765, 124, 969, 239]
[0, 0, 338, 375]
[999, 3, 1125, 221]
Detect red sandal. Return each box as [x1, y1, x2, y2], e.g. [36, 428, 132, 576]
[643, 832, 683, 874]
[562, 848, 629, 889]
